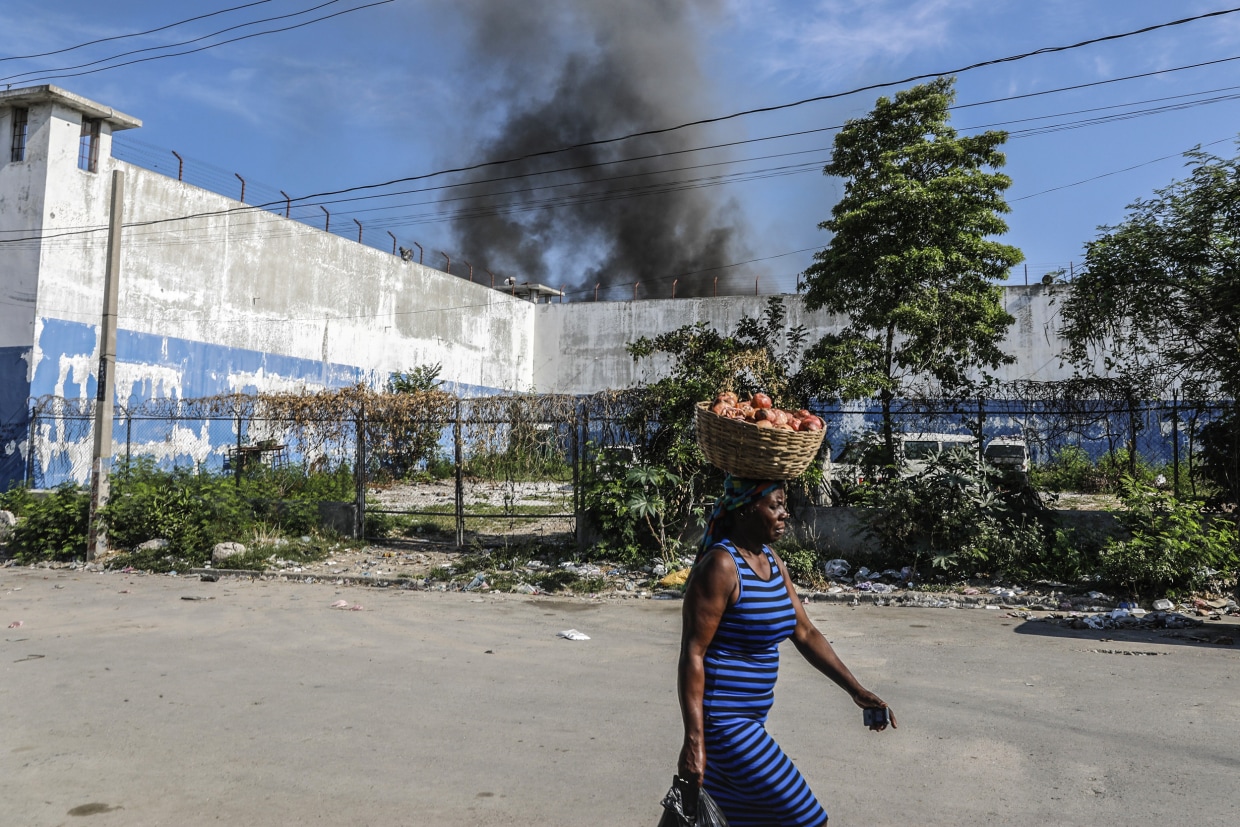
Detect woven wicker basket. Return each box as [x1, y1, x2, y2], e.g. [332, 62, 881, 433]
[695, 401, 825, 479]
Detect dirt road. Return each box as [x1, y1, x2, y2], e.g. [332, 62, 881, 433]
[2, 567, 1237, 826]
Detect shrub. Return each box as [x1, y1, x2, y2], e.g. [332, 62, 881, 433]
[859, 447, 1048, 579]
[1031, 445, 1100, 492]
[1099, 478, 1239, 597]
[0, 483, 90, 563]
[103, 460, 253, 562]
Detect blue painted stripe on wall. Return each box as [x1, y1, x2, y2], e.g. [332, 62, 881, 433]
[0, 345, 32, 489]
[30, 317, 502, 402]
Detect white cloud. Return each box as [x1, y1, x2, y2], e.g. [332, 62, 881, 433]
[752, 0, 980, 85]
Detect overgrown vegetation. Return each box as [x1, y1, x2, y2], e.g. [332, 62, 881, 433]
[0, 483, 89, 563]
[1100, 479, 1239, 598]
[856, 447, 1046, 580]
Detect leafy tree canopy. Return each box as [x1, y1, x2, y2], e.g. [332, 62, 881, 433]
[801, 76, 1023, 455]
[1060, 146, 1240, 401]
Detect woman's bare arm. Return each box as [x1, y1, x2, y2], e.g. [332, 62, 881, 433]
[677, 548, 737, 785]
[773, 550, 897, 731]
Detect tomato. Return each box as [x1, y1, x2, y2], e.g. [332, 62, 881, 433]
[751, 392, 773, 409]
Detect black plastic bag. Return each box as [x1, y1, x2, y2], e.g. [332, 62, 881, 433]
[658, 775, 729, 827]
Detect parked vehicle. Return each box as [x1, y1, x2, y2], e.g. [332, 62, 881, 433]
[822, 432, 978, 503]
[983, 436, 1030, 474]
[900, 432, 978, 474]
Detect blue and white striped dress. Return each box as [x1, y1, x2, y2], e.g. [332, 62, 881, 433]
[702, 540, 828, 827]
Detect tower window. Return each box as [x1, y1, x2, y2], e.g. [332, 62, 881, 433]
[9, 107, 28, 162]
[78, 117, 100, 172]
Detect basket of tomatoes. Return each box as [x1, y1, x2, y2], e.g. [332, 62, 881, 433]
[695, 391, 826, 479]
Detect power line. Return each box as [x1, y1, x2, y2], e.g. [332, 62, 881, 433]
[5, 0, 394, 86]
[102, 5, 1240, 220]
[97, 48, 1240, 222]
[1010, 136, 1235, 201]
[1, 0, 348, 85]
[0, 0, 273, 63]
[7, 9, 1240, 247]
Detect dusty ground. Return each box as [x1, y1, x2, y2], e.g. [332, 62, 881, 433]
[3, 566, 1239, 827]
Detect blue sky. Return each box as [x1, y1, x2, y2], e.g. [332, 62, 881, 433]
[4, 0, 1240, 297]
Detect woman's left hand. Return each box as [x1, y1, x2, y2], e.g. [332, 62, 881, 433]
[852, 688, 897, 731]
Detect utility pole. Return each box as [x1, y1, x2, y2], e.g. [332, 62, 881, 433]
[87, 169, 124, 561]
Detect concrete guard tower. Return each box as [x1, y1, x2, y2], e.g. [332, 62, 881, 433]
[0, 86, 141, 487]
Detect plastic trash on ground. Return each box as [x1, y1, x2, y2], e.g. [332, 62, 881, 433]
[823, 559, 850, 579]
[557, 629, 590, 641]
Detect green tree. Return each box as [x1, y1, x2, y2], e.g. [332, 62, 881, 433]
[801, 76, 1023, 463]
[1060, 146, 1240, 494]
[1061, 146, 1240, 400]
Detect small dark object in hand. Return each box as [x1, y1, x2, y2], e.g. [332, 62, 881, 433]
[658, 775, 728, 827]
[864, 706, 889, 728]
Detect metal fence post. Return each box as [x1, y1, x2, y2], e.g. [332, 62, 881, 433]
[1171, 390, 1180, 499]
[355, 405, 367, 540]
[125, 412, 132, 467]
[235, 412, 243, 487]
[572, 402, 582, 551]
[25, 407, 37, 487]
[454, 399, 464, 548]
[577, 404, 589, 551]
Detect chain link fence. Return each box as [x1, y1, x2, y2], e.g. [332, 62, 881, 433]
[15, 387, 1238, 548]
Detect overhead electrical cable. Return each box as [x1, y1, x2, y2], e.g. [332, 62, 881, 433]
[12, 83, 1240, 251]
[1010, 136, 1235, 201]
[95, 50, 1240, 222]
[0, 0, 348, 84]
[5, 0, 394, 86]
[0, 0, 273, 63]
[5, 6, 1240, 246]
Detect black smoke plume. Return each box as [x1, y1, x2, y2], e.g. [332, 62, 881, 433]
[440, 0, 753, 299]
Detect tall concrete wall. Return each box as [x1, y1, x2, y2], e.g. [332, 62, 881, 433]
[532, 285, 1077, 395]
[30, 162, 538, 404]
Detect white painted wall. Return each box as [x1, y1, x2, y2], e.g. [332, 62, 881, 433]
[532, 285, 1080, 395]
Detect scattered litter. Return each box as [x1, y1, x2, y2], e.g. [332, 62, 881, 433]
[1152, 599, 1175, 611]
[659, 568, 690, 588]
[464, 572, 489, 591]
[823, 559, 850, 578]
[180, 596, 213, 601]
[330, 600, 364, 611]
[557, 629, 590, 641]
[1053, 609, 1206, 632]
[8, 620, 23, 628]
[199, 574, 218, 582]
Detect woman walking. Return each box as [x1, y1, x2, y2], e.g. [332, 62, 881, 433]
[678, 477, 895, 825]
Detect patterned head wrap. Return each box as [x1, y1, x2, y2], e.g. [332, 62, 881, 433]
[697, 475, 784, 559]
